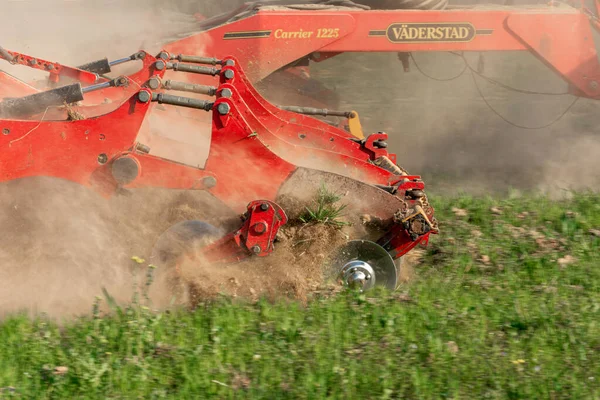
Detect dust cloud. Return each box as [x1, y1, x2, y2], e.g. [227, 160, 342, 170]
[310, 51, 600, 195]
[0, 177, 239, 319]
[0, 0, 237, 319]
[0, 0, 233, 75]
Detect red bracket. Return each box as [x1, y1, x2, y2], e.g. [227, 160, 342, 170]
[5, 49, 98, 84]
[378, 226, 432, 259]
[200, 200, 288, 264]
[364, 132, 392, 161]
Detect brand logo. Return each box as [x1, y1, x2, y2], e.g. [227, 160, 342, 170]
[386, 23, 476, 43]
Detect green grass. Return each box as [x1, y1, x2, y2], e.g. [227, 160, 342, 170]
[299, 185, 350, 228]
[1, 193, 600, 399]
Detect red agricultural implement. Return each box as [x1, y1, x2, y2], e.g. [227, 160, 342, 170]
[2, 0, 600, 297]
[0, 46, 436, 293]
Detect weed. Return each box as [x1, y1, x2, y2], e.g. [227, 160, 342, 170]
[299, 184, 350, 228]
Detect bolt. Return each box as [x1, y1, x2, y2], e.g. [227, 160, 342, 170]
[223, 69, 235, 80]
[253, 222, 267, 234]
[157, 51, 169, 60]
[251, 245, 262, 254]
[137, 91, 151, 103]
[135, 143, 151, 154]
[220, 88, 233, 98]
[202, 176, 217, 189]
[155, 60, 166, 71]
[260, 203, 270, 211]
[111, 156, 139, 185]
[28, 59, 37, 66]
[217, 103, 230, 115]
[97, 153, 108, 164]
[2, 128, 9, 135]
[224, 59, 235, 67]
[147, 77, 160, 90]
[46, 64, 55, 71]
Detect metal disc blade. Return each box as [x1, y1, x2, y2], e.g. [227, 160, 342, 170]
[327, 240, 398, 290]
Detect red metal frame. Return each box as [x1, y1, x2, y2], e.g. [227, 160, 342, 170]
[5, 6, 598, 101]
[3, 48, 98, 84]
[0, 59, 436, 264]
[0, 71, 38, 98]
[161, 5, 600, 98]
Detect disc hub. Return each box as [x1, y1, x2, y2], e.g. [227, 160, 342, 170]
[340, 260, 376, 291]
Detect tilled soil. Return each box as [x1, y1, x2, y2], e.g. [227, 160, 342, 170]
[1, 178, 408, 318]
[177, 222, 350, 306]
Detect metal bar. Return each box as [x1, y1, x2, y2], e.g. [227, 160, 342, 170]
[151, 93, 213, 111]
[81, 80, 113, 94]
[163, 80, 217, 96]
[173, 54, 222, 65]
[172, 63, 220, 76]
[279, 105, 354, 118]
[0, 83, 84, 118]
[81, 76, 127, 93]
[109, 56, 134, 66]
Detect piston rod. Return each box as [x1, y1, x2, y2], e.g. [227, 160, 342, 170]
[77, 52, 145, 75]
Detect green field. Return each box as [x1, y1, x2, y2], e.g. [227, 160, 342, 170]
[1, 194, 599, 399]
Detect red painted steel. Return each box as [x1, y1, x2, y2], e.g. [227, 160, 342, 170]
[5, 48, 98, 84]
[200, 200, 288, 264]
[0, 71, 38, 99]
[163, 6, 600, 97]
